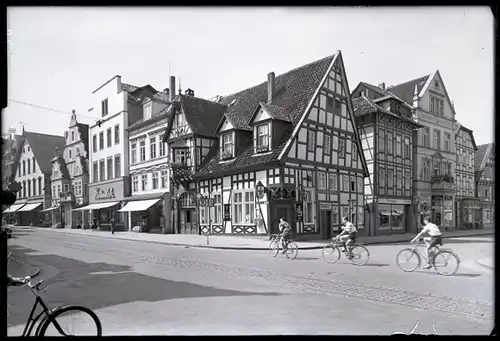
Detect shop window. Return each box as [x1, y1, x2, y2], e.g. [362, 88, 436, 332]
[231, 190, 255, 224]
[303, 190, 314, 224]
[379, 204, 405, 230]
[332, 205, 339, 225]
[211, 193, 222, 224]
[132, 176, 139, 193]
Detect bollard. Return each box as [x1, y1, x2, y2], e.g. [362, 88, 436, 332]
[206, 233, 210, 245]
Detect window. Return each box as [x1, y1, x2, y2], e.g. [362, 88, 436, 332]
[443, 162, 450, 176]
[150, 137, 157, 160]
[255, 124, 270, 153]
[396, 171, 402, 189]
[114, 155, 121, 178]
[93, 135, 97, 152]
[329, 173, 337, 191]
[141, 174, 148, 191]
[357, 206, 364, 226]
[387, 169, 394, 187]
[152, 172, 159, 189]
[27, 159, 31, 174]
[27, 180, 31, 197]
[338, 138, 345, 157]
[64, 184, 69, 193]
[106, 157, 113, 180]
[332, 206, 339, 225]
[132, 176, 139, 192]
[22, 181, 26, 197]
[159, 135, 165, 156]
[131, 142, 137, 164]
[444, 133, 451, 152]
[174, 149, 188, 164]
[18, 167, 20, 177]
[433, 130, 440, 150]
[22, 161, 26, 175]
[326, 96, 334, 112]
[244, 191, 255, 224]
[232, 192, 243, 224]
[212, 193, 222, 224]
[396, 135, 402, 157]
[387, 132, 393, 154]
[350, 176, 356, 192]
[161, 171, 168, 188]
[379, 130, 385, 152]
[71, 130, 75, 142]
[99, 160, 105, 181]
[69, 150, 72, 159]
[232, 191, 255, 224]
[357, 178, 363, 195]
[430, 96, 444, 115]
[139, 140, 146, 161]
[221, 133, 234, 159]
[101, 98, 108, 116]
[106, 128, 112, 147]
[144, 103, 152, 120]
[38, 178, 42, 194]
[404, 138, 410, 159]
[352, 142, 357, 161]
[307, 130, 315, 151]
[33, 179, 36, 196]
[423, 127, 430, 147]
[323, 134, 331, 154]
[423, 158, 430, 180]
[342, 175, 349, 191]
[318, 172, 327, 189]
[379, 168, 386, 190]
[52, 185, 56, 197]
[405, 171, 411, 189]
[303, 190, 314, 224]
[99, 132, 104, 150]
[114, 125, 120, 145]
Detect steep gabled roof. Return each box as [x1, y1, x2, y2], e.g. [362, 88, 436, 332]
[176, 94, 228, 137]
[195, 54, 335, 178]
[51, 155, 71, 180]
[475, 143, 494, 172]
[455, 123, 477, 151]
[386, 75, 430, 106]
[24, 131, 66, 174]
[352, 96, 422, 127]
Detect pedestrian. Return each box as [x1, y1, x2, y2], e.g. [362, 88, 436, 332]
[160, 214, 165, 234]
[92, 218, 97, 231]
[110, 215, 116, 235]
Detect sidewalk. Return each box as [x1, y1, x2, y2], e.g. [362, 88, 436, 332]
[8, 255, 41, 278]
[31, 226, 494, 251]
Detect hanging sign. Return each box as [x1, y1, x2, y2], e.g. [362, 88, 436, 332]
[198, 197, 207, 207]
[255, 181, 266, 200]
[208, 198, 215, 207]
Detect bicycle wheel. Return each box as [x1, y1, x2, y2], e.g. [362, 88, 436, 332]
[285, 242, 298, 260]
[269, 240, 278, 254]
[433, 250, 460, 276]
[322, 244, 341, 264]
[396, 248, 421, 272]
[270, 240, 280, 258]
[350, 245, 370, 266]
[38, 306, 102, 336]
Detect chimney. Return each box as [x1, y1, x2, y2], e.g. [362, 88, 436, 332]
[163, 88, 170, 97]
[169, 76, 176, 102]
[378, 82, 386, 90]
[267, 72, 275, 104]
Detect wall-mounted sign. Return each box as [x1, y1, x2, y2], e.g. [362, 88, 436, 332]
[223, 204, 231, 221]
[198, 197, 207, 207]
[95, 187, 116, 201]
[255, 181, 266, 200]
[296, 203, 303, 223]
[207, 198, 215, 207]
[319, 203, 332, 210]
[89, 180, 126, 204]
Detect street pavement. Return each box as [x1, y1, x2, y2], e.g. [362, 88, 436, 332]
[6, 227, 494, 335]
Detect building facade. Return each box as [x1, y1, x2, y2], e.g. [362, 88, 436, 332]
[351, 82, 422, 235]
[454, 123, 480, 229]
[386, 71, 457, 230]
[164, 52, 368, 239]
[475, 143, 495, 229]
[7, 130, 66, 226]
[121, 77, 173, 233]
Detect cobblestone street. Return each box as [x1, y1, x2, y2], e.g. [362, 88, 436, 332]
[7, 228, 494, 335]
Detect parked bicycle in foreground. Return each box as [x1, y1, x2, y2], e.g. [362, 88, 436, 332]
[15, 276, 102, 336]
[322, 235, 370, 266]
[269, 234, 299, 260]
[396, 239, 460, 276]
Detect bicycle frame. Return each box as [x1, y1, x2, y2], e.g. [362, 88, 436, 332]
[21, 295, 52, 336]
[409, 242, 441, 264]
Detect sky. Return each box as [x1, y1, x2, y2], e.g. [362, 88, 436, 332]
[3, 7, 495, 146]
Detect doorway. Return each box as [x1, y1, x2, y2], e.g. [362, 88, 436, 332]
[180, 209, 197, 234]
[272, 203, 294, 236]
[319, 210, 332, 239]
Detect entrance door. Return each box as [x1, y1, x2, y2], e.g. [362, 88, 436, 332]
[319, 210, 332, 239]
[272, 203, 294, 236]
[180, 209, 198, 234]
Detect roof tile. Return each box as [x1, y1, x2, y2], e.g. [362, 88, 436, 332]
[24, 131, 66, 174]
[386, 75, 430, 106]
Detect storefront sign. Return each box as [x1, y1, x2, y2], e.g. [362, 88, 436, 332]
[379, 198, 412, 205]
[95, 187, 116, 201]
[223, 204, 231, 221]
[296, 203, 303, 222]
[255, 181, 266, 200]
[89, 180, 125, 204]
[319, 203, 332, 210]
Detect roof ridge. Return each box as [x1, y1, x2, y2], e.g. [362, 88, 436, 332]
[387, 74, 431, 89]
[25, 131, 64, 138]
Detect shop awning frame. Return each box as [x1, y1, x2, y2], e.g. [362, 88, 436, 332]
[118, 199, 160, 212]
[2, 203, 26, 213]
[16, 203, 43, 212]
[72, 202, 120, 211]
[40, 206, 59, 212]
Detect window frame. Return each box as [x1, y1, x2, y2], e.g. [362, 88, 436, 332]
[150, 136, 157, 160]
[114, 155, 121, 178]
[324, 134, 331, 154]
[221, 132, 234, 159]
[114, 124, 120, 145]
[107, 128, 112, 147]
[317, 172, 327, 190]
[255, 123, 271, 153]
[139, 139, 146, 162]
[231, 190, 256, 225]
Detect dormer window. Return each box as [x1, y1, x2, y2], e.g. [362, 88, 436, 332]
[220, 133, 234, 160]
[144, 103, 152, 120]
[255, 123, 270, 154]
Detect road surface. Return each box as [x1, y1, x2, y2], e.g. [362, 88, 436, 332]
[7, 228, 494, 335]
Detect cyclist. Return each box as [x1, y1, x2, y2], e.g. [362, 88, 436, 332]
[411, 215, 443, 269]
[8, 274, 27, 286]
[278, 217, 291, 254]
[337, 216, 357, 253]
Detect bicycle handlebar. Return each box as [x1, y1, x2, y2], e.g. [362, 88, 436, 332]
[23, 276, 46, 292]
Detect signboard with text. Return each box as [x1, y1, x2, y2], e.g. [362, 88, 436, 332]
[89, 179, 125, 204]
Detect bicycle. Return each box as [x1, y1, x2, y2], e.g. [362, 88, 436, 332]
[396, 239, 460, 276]
[15, 276, 102, 336]
[321, 235, 370, 266]
[268, 234, 280, 254]
[270, 235, 299, 260]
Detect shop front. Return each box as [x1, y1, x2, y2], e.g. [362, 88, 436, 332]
[456, 198, 482, 230]
[377, 198, 412, 234]
[119, 192, 170, 233]
[431, 195, 454, 231]
[2, 203, 26, 225]
[15, 201, 43, 226]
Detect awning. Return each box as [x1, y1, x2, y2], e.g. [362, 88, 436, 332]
[16, 203, 42, 212]
[118, 199, 160, 212]
[73, 202, 120, 211]
[40, 206, 59, 212]
[2, 203, 26, 213]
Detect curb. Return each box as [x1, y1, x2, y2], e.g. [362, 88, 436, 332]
[476, 259, 494, 270]
[9, 256, 41, 278]
[36, 228, 494, 251]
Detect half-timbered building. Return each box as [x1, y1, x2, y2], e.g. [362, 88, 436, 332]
[475, 142, 495, 229]
[454, 123, 480, 229]
[351, 82, 422, 236]
[385, 71, 457, 230]
[163, 52, 369, 239]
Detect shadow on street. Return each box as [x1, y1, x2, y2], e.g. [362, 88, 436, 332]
[7, 245, 286, 327]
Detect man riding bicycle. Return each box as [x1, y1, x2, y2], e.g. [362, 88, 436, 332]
[337, 216, 357, 253]
[278, 217, 291, 254]
[411, 216, 443, 269]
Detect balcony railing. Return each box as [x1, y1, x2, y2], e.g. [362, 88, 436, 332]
[431, 174, 455, 191]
